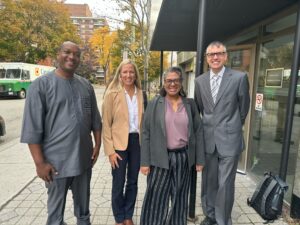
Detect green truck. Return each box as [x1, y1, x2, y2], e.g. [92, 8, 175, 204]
[0, 62, 55, 99]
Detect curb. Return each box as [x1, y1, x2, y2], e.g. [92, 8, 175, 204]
[0, 176, 37, 211]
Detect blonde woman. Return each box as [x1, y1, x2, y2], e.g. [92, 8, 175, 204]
[102, 59, 145, 225]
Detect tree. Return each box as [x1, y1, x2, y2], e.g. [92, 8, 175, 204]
[89, 25, 117, 83]
[108, 21, 169, 86]
[114, 0, 151, 90]
[0, 0, 81, 63]
[92, 0, 169, 88]
[148, 51, 169, 82]
[75, 44, 99, 83]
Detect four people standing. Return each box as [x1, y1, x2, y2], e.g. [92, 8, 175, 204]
[102, 59, 145, 225]
[21, 41, 102, 225]
[21, 40, 250, 225]
[140, 67, 205, 225]
[195, 41, 250, 225]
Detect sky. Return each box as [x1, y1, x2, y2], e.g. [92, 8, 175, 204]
[64, 0, 127, 29]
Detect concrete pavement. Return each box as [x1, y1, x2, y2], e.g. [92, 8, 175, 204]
[0, 139, 35, 208]
[0, 141, 289, 225]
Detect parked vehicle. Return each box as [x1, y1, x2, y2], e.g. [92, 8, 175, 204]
[0, 62, 55, 99]
[0, 116, 5, 136]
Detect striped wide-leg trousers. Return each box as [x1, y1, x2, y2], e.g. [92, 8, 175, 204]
[140, 150, 191, 225]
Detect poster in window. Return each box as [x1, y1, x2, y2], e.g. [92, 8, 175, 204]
[230, 51, 242, 68]
[265, 68, 284, 88]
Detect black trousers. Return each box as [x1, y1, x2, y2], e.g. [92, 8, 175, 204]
[111, 133, 140, 223]
[140, 150, 191, 225]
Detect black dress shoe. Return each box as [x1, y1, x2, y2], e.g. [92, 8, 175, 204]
[200, 217, 217, 225]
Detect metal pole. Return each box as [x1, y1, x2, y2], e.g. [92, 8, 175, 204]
[195, 0, 206, 78]
[279, 0, 300, 181]
[188, 0, 206, 222]
[160, 50, 163, 88]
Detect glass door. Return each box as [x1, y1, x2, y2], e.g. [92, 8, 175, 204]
[249, 35, 300, 201]
[227, 45, 256, 173]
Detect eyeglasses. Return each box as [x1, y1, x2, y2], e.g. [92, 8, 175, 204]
[165, 78, 182, 85]
[206, 52, 226, 58]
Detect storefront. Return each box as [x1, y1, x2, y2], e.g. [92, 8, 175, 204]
[149, 0, 300, 218]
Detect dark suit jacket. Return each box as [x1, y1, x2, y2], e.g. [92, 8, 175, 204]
[140, 95, 205, 169]
[194, 67, 250, 156]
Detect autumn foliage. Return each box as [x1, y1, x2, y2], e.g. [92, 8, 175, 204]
[0, 0, 80, 63]
[89, 25, 117, 83]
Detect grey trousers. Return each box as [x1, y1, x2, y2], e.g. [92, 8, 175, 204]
[140, 150, 191, 225]
[46, 168, 92, 225]
[201, 149, 239, 225]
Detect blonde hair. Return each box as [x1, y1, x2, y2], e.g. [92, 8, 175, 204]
[104, 59, 142, 98]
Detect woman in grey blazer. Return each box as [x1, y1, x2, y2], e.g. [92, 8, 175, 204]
[140, 67, 205, 225]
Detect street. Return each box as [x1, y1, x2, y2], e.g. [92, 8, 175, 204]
[0, 98, 25, 146]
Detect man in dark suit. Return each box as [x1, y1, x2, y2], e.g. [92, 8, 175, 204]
[194, 41, 250, 225]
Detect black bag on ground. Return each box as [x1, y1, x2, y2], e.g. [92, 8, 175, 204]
[247, 172, 288, 222]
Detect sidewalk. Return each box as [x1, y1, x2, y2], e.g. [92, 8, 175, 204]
[0, 139, 35, 208]
[0, 147, 289, 225]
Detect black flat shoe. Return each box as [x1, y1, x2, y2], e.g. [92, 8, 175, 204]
[200, 217, 217, 225]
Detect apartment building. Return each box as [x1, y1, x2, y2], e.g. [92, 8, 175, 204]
[65, 3, 107, 43]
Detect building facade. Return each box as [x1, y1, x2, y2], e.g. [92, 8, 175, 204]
[150, 0, 300, 218]
[65, 4, 107, 43]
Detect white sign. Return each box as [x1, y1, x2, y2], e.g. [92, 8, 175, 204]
[255, 93, 263, 111]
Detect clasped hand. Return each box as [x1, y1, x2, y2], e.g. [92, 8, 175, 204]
[36, 162, 58, 183]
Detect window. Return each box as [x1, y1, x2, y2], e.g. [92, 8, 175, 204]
[21, 70, 30, 80]
[251, 34, 297, 201]
[264, 13, 297, 35]
[0, 69, 5, 79]
[6, 69, 21, 79]
[226, 29, 258, 45]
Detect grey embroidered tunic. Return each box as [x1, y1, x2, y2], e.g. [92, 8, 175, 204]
[21, 71, 102, 178]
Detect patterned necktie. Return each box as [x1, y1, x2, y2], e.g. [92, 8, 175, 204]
[211, 75, 220, 103]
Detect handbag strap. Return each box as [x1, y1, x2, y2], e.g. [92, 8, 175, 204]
[249, 174, 270, 204]
[274, 175, 288, 190]
[261, 179, 277, 216]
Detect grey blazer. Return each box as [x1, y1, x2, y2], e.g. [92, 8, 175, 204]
[194, 67, 250, 157]
[140, 95, 205, 169]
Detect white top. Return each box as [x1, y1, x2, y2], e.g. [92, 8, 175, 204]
[125, 86, 139, 133]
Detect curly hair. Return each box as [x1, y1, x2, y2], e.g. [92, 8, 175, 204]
[159, 66, 186, 97]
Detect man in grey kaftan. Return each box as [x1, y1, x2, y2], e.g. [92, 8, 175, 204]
[21, 41, 102, 225]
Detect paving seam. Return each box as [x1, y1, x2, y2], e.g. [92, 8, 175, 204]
[0, 176, 37, 211]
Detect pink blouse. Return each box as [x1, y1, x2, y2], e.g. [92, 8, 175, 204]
[165, 98, 189, 150]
